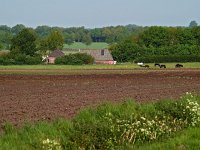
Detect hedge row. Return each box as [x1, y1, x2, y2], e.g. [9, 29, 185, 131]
[55, 53, 94, 65]
[0, 55, 42, 65]
[135, 55, 200, 63]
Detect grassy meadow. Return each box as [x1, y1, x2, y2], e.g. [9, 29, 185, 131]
[1, 93, 200, 149]
[0, 62, 200, 70]
[0, 62, 199, 75]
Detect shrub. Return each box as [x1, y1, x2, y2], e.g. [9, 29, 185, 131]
[0, 54, 42, 65]
[55, 53, 94, 65]
[0, 57, 14, 65]
[12, 54, 42, 65]
[55, 54, 83, 65]
[74, 53, 94, 64]
[24, 55, 42, 65]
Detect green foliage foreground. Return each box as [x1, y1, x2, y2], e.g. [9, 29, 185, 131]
[1, 93, 200, 150]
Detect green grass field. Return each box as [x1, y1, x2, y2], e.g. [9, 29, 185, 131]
[0, 62, 199, 75]
[0, 62, 199, 70]
[63, 42, 109, 49]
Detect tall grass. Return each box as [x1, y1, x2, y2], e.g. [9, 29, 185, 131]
[127, 127, 200, 150]
[0, 93, 200, 149]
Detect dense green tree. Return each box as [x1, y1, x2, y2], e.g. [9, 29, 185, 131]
[0, 30, 13, 49]
[11, 24, 26, 35]
[110, 39, 141, 62]
[47, 30, 64, 50]
[11, 28, 38, 56]
[102, 27, 114, 43]
[0, 25, 11, 32]
[139, 26, 171, 47]
[90, 28, 102, 42]
[176, 28, 196, 45]
[63, 33, 74, 45]
[189, 21, 198, 28]
[35, 25, 51, 37]
[167, 27, 179, 45]
[191, 26, 200, 45]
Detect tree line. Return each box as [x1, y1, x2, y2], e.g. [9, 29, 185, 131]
[0, 24, 143, 50]
[110, 25, 200, 63]
[0, 21, 199, 64]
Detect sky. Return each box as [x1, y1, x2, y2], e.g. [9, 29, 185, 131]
[0, 0, 200, 28]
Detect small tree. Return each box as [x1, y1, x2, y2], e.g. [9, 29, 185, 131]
[47, 30, 64, 51]
[189, 21, 198, 28]
[82, 34, 92, 46]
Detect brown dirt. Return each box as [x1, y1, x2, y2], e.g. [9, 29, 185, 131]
[0, 69, 200, 129]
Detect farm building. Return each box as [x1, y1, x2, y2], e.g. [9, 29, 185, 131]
[47, 49, 116, 64]
[46, 49, 65, 64]
[80, 49, 115, 64]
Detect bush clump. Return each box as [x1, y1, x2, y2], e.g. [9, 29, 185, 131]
[55, 53, 94, 65]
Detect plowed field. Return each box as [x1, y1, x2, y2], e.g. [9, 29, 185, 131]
[1, 69, 200, 128]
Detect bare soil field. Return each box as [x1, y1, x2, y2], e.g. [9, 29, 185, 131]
[0, 69, 200, 129]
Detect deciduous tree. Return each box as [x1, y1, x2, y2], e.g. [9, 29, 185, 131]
[11, 28, 37, 56]
[189, 21, 198, 28]
[82, 33, 92, 46]
[47, 30, 64, 51]
[11, 24, 26, 35]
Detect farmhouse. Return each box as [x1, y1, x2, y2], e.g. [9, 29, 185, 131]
[80, 49, 115, 64]
[46, 49, 65, 64]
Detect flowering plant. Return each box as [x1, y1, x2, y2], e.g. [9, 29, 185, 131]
[42, 138, 62, 150]
[102, 93, 200, 146]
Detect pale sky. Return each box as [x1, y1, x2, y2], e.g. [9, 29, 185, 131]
[0, 0, 200, 28]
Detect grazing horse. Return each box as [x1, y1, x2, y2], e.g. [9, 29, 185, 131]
[175, 64, 183, 68]
[160, 64, 166, 68]
[144, 65, 149, 68]
[154, 63, 160, 67]
[140, 65, 150, 68]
